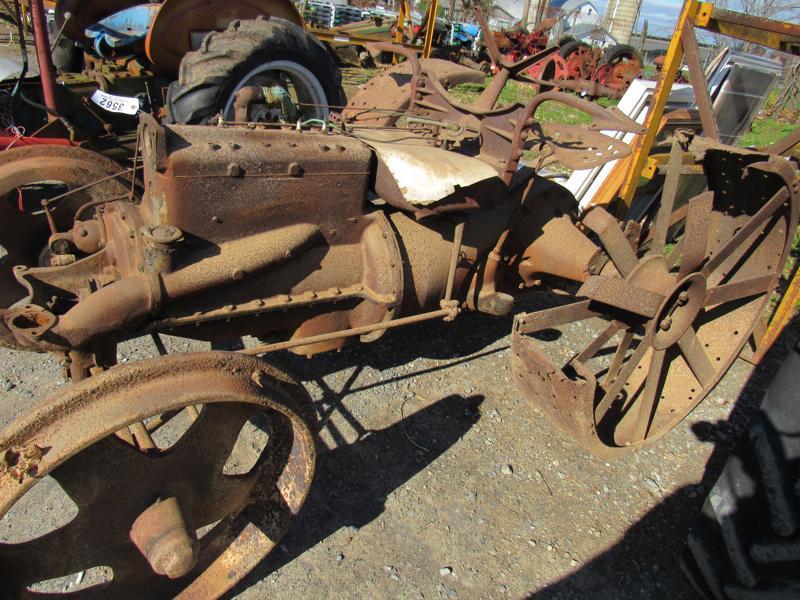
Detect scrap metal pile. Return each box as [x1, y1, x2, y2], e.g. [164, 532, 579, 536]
[0, 11, 797, 599]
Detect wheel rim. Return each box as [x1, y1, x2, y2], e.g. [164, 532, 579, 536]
[222, 60, 330, 122]
[0, 352, 315, 598]
[512, 148, 798, 454]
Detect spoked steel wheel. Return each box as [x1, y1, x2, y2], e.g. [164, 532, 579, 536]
[513, 145, 799, 455]
[0, 352, 315, 598]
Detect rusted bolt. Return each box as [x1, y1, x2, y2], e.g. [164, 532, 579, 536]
[347, 217, 358, 224]
[287, 162, 303, 177]
[211, 216, 221, 224]
[227, 162, 243, 177]
[232, 269, 245, 281]
[319, 144, 330, 152]
[77, 228, 88, 238]
[677, 291, 689, 305]
[659, 317, 672, 331]
[335, 145, 346, 152]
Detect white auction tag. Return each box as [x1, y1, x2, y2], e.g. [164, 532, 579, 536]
[90, 89, 140, 115]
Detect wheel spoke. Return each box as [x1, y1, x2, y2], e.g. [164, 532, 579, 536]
[0, 515, 111, 587]
[172, 403, 259, 472]
[582, 207, 638, 277]
[50, 434, 153, 506]
[677, 326, 715, 387]
[515, 299, 601, 335]
[575, 322, 621, 363]
[703, 187, 788, 276]
[578, 275, 664, 319]
[596, 337, 649, 418]
[619, 348, 667, 445]
[704, 274, 775, 307]
[603, 329, 634, 387]
[649, 138, 686, 257]
[678, 192, 713, 277]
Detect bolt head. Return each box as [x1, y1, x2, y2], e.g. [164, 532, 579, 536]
[659, 317, 672, 331]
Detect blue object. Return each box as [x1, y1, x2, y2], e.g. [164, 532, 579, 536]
[85, 4, 160, 57]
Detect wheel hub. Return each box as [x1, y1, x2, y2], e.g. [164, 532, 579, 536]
[652, 273, 707, 350]
[130, 497, 198, 579]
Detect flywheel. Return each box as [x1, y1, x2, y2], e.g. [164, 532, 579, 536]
[512, 141, 799, 455]
[0, 351, 316, 597]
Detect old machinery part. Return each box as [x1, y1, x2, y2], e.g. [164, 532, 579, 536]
[0, 145, 131, 310]
[0, 351, 316, 597]
[512, 139, 799, 455]
[343, 58, 487, 127]
[167, 17, 346, 124]
[591, 44, 642, 97]
[556, 41, 596, 81]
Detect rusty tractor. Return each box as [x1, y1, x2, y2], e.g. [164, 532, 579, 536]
[0, 39, 796, 597]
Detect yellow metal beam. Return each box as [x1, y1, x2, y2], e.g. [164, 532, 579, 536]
[695, 3, 800, 54]
[617, 0, 702, 214]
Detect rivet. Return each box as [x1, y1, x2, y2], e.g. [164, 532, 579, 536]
[287, 162, 303, 177]
[232, 269, 245, 280]
[227, 162, 243, 177]
[212, 215, 221, 223]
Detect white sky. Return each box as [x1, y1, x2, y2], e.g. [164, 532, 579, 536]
[594, 0, 686, 36]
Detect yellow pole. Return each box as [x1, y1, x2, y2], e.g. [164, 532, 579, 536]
[422, 0, 438, 58]
[616, 0, 701, 215]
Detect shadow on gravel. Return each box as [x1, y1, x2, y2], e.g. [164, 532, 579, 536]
[528, 318, 800, 600]
[226, 392, 485, 597]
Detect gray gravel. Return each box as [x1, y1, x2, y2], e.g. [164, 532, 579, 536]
[1, 289, 795, 599]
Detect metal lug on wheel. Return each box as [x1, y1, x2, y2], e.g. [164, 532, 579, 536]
[130, 496, 198, 579]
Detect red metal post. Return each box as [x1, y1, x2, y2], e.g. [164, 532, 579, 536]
[29, 0, 59, 117]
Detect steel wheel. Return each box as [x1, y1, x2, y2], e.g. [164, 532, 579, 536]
[513, 147, 799, 455]
[0, 352, 315, 598]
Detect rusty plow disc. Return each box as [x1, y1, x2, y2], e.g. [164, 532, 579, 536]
[512, 151, 799, 455]
[0, 352, 316, 598]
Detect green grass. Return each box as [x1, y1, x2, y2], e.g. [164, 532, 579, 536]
[448, 78, 619, 125]
[738, 118, 798, 149]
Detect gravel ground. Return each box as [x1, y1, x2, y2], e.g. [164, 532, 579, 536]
[1, 289, 796, 599]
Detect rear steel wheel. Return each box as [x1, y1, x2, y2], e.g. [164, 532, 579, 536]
[513, 147, 798, 454]
[0, 352, 315, 598]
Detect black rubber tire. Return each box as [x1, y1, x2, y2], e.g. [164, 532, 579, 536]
[559, 40, 590, 59]
[167, 17, 346, 124]
[603, 43, 640, 65]
[682, 345, 800, 599]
